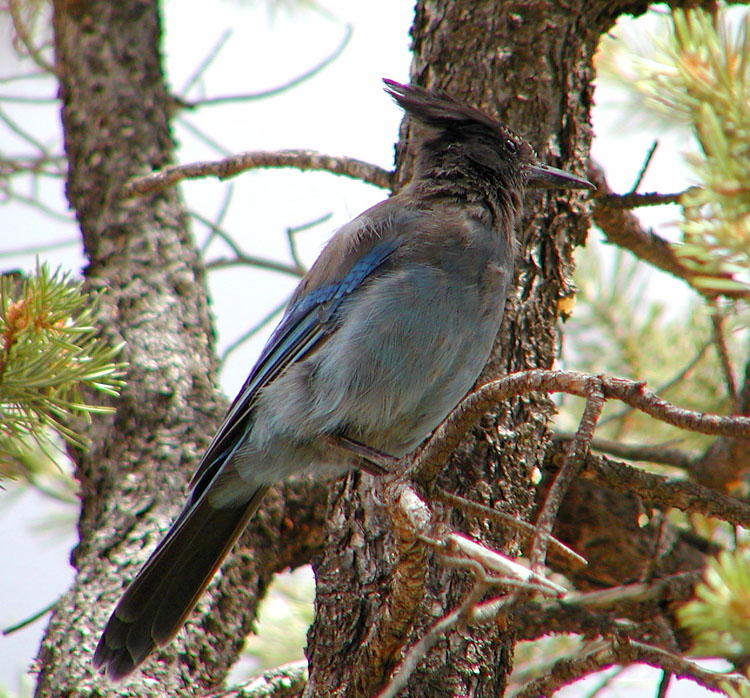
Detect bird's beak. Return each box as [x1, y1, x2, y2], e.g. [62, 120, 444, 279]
[526, 163, 594, 190]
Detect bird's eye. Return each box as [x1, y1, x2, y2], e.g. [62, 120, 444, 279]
[504, 139, 518, 155]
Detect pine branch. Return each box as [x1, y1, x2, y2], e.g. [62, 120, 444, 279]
[0, 265, 125, 456]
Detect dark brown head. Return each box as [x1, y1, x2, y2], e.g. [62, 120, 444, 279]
[384, 79, 593, 193]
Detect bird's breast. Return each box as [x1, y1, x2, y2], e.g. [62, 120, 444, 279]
[305, 258, 510, 454]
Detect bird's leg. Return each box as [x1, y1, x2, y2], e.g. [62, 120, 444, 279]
[325, 435, 401, 476]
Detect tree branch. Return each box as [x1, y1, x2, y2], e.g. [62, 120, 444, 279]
[207, 660, 307, 698]
[588, 163, 750, 300]
[551, 444, 750, 529]
[555, 432, 699, 471]
[506, 572, 703, 640]
[596, 188, 696, 209]
[412, 369, 750, 491]
[120, 150, 393, 198]
[514, 635, 749, 698]
[530, 385, 604, 571]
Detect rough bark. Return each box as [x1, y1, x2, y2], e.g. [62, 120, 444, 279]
[37, 1, 327, 696]
[34, 0, 717, 697]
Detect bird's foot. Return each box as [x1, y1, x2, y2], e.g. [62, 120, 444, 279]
[326, 435, 400, 476]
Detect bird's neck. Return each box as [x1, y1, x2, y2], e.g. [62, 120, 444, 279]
[407, 164, 523, 239]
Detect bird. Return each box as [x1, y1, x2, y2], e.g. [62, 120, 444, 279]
[93, 78, 594, 679]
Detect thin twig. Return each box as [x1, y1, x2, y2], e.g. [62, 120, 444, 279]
[2, 599, 56, 635]
[657, 671, 673, 698]
[0, 105, 49, 152]
[121, 149, 393, 198]
[0, 186, 75, 223]
[376, 578, 489, 698]
[0, 94, 58, 104]
[0, 70, 50, 85]
[175, 114, 233, 156]
[0, 153, 66, 178]
[286, 212, 333, 276]
[582, 667, 626, 698]
[629, 140, 659, 193]
[640, 511, 667, 583]
[709, 300, 739, 410]
[435, 489, 587, 568]
[555, 432, 698, 471]
[215, 184, 233, 227]
[8, 0, 56, 75]
[179, 29, 233, 97]
[530, 385, 604, 572]
[206, 255, 305, 277]
[184, 24, 353, 109]
[195, 198, 235, 254]
[191, 210, 305, 279]
[220, 298, 288, 367]
[0, 237, 79, 258]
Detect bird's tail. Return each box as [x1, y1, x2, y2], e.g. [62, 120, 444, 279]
[93, 484, 268, 680]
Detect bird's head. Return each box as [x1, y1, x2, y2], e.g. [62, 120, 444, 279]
[384, 79, 593, 193]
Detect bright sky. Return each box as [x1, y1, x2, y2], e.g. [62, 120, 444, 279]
[0, 1, 715, 695]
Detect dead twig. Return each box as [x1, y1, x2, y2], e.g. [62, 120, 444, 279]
[436, 489, 587, 568]
[555, 432, 699, 471]
[530, 383, 604, 572]
[121, 149, 392, 198]
[513, 635, 749, 698]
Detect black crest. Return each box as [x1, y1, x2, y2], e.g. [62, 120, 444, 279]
[383, 78, 594, 191]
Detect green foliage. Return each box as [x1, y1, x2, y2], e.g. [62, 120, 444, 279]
[580, 10, 750, 691]
[678, 548, 750, 657]
[649, 9, 750, 291]
[0, 432, 78, 506]
[606, 7, 750, 292]
[563, 237, 744, 450]
[0, 264, 125, 470]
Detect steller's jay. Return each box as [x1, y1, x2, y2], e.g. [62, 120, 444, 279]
[93, 79, 594, 679]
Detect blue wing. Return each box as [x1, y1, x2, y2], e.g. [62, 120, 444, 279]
[187, 237, 399, 497]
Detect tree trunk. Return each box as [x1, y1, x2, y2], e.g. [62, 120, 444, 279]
[38, 1, 327, 695]
[35, 1, 710, 697]
[304, 2, 607, 695]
